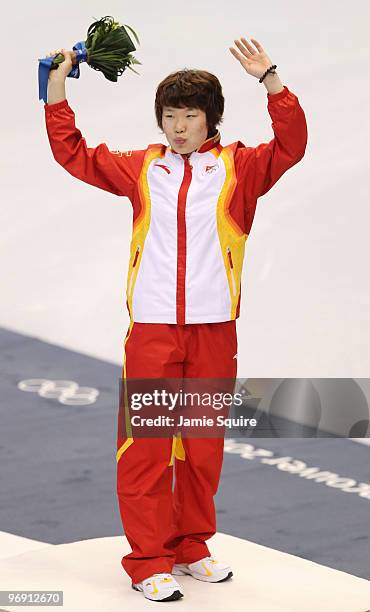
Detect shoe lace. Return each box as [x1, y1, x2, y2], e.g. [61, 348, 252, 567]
[201, 556, 218, 564]
[143, 572, 173, 587]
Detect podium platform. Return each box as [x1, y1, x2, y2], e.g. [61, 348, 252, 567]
[0, 531, 369, 611]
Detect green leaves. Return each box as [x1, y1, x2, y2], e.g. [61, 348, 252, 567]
[122, 23, 140, 47]
[52, 54, 67, 66]
[51, 15, 142, 80]
[85, 15, 141, 79]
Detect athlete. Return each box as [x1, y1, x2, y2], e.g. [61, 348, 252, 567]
[43, 35, 307, 602]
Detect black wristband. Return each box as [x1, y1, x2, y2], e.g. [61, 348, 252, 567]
[259, 64, 277, 83]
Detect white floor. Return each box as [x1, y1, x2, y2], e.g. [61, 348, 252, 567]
[0, 531, 369, 611]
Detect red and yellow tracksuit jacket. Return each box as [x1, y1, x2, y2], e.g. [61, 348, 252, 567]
[44, 85, 307, 325]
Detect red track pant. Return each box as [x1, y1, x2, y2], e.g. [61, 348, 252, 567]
[116, 320, 237, 584]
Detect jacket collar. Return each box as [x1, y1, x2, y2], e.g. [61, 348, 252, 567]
[196, 130, 221, 153]
[169, 130, 221, 156]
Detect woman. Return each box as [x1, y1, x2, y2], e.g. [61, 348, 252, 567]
[43, 35, 307, 602]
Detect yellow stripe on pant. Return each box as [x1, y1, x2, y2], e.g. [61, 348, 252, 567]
[116, 321, 135, 463]
[116, 322, 186, 465]
[168, 432, 186, 466]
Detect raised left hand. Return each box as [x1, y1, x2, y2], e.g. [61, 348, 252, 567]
[229, 37, 274, 79]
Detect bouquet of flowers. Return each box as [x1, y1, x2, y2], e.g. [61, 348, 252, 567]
[38, 15, 141, 102]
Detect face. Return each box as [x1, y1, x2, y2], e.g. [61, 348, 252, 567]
[162, 106, 209, 154]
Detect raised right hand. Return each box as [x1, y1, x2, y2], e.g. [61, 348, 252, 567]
[45, 48, 73, 82]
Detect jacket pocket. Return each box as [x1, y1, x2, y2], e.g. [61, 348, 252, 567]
[227, 246, 237, 296]
[127, 246, 140, 295]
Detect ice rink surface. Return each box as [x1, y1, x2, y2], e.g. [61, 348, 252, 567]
[0, 327, 369, 582]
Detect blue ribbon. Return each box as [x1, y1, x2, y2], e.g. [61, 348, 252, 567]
[38, 40, 88, 103]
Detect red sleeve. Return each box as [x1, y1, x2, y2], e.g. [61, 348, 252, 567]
[235, 85, 308, 200]
[44, 99, 146, 200]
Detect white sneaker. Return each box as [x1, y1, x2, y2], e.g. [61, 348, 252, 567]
[132, 572, 184, 601]
[172, 556, 233, 583]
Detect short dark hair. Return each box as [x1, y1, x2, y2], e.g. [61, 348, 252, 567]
[155, 69, 225, 138]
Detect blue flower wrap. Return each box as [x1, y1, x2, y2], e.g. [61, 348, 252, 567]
[38, 40, 88, 103]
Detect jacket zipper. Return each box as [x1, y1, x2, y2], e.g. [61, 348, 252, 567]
[176, 156, 193, 324]
[128, 245, 140, 295]
[227, 246, 236, 296]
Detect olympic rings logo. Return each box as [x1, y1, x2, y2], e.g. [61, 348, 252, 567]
[17, 379, 99, 406]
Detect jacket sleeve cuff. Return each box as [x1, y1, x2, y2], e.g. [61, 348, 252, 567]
[44, 98, 69, 113]
[267, 85, 289, 102]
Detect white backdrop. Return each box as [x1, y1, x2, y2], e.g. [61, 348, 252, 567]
[1, 0, 369, 376]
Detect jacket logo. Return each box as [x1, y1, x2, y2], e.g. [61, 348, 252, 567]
[155, 164, 171, 174]
[111, 150, 132, 157]
[204, 164, 218, 174]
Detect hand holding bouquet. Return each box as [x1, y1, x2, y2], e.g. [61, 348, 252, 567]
[38, 15, 141, 102]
